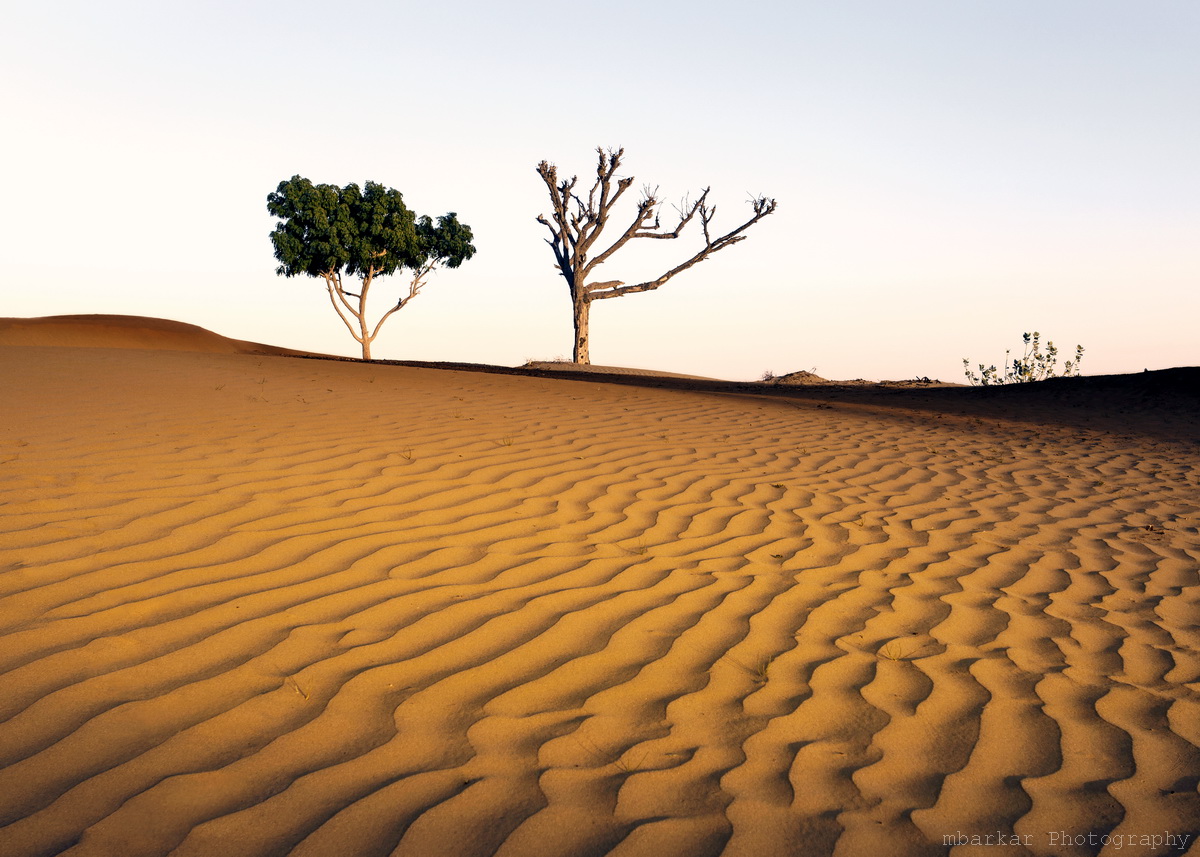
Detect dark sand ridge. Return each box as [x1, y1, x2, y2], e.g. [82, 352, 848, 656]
[1, 315, 1198, 857]
[6, 314, 1193, 442]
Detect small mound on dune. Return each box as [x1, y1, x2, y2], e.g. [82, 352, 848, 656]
[773, 369, 831, 385]
[0, 314, 312, 356]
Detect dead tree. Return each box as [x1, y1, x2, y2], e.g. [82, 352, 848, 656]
[536, 146, 777, 364]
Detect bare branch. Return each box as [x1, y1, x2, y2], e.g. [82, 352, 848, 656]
[575, 147, 636, 263]
[324, 273, 362, 342]
[580, 190, 659, 278]
[636, 187, 708, 240]
[369, 259, 436, 341]
[586, 279, 625, 293]
[536, 214, 570, 271]
[535, 161, 575, 240]
[327, 270, 360, 315]
[536, 160, 587, 288]
[590, 196, 778, 301]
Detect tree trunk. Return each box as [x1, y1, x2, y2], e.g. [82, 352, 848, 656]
[573, 295, 591, 364]
[356, 305, 372, 360]
[358, 277, 372, 360]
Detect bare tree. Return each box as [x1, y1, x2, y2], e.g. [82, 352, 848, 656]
[536, 146, 777, 364]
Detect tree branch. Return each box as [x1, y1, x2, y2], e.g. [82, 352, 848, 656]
[576, 148, 635, 261]
[590, 196, 778, 300]
[536, 161, 585, 296]
[636, 188, 707, 239]
[324, 273, 362, 341]
[369, 260, 437, 341]
[586, 279, 625, 293]
[327, 270, 360, 314]
[536, 214, 571, 275]
[581, 186, 708, 280]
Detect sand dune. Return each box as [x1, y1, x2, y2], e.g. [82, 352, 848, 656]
[1, 319, 1198, 856]
[0, 315, 313, 356]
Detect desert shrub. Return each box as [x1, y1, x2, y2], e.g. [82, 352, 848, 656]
[963, 332, 1084, 386]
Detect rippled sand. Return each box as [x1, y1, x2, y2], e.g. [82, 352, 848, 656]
[1, 319, 1198, 857]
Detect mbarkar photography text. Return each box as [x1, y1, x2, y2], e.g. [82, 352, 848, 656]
[943, 830, 1194, 851]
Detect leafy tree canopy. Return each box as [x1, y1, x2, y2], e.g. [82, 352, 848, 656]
[266, 175, 475, 359]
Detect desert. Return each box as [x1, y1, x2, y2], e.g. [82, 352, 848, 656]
[1, 316, 1197, 857]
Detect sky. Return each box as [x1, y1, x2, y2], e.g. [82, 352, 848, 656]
[3, 0, 1197, 381]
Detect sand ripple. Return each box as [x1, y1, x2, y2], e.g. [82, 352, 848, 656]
[1, 347, 1198, 856]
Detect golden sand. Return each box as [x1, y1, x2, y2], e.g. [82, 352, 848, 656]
[1, 317, 1197, 857]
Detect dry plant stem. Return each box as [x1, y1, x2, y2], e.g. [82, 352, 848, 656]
[573, 735, 647, 774]
[724, 654, 773, 683]
[963, 331, 1085, 386]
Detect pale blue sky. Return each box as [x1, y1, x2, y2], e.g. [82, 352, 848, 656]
[3, 0, 1197, 380]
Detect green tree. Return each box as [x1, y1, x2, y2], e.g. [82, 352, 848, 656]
[267, 175, 475, 360]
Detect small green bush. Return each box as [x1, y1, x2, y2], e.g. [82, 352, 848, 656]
[963, 332, 1084, 386]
